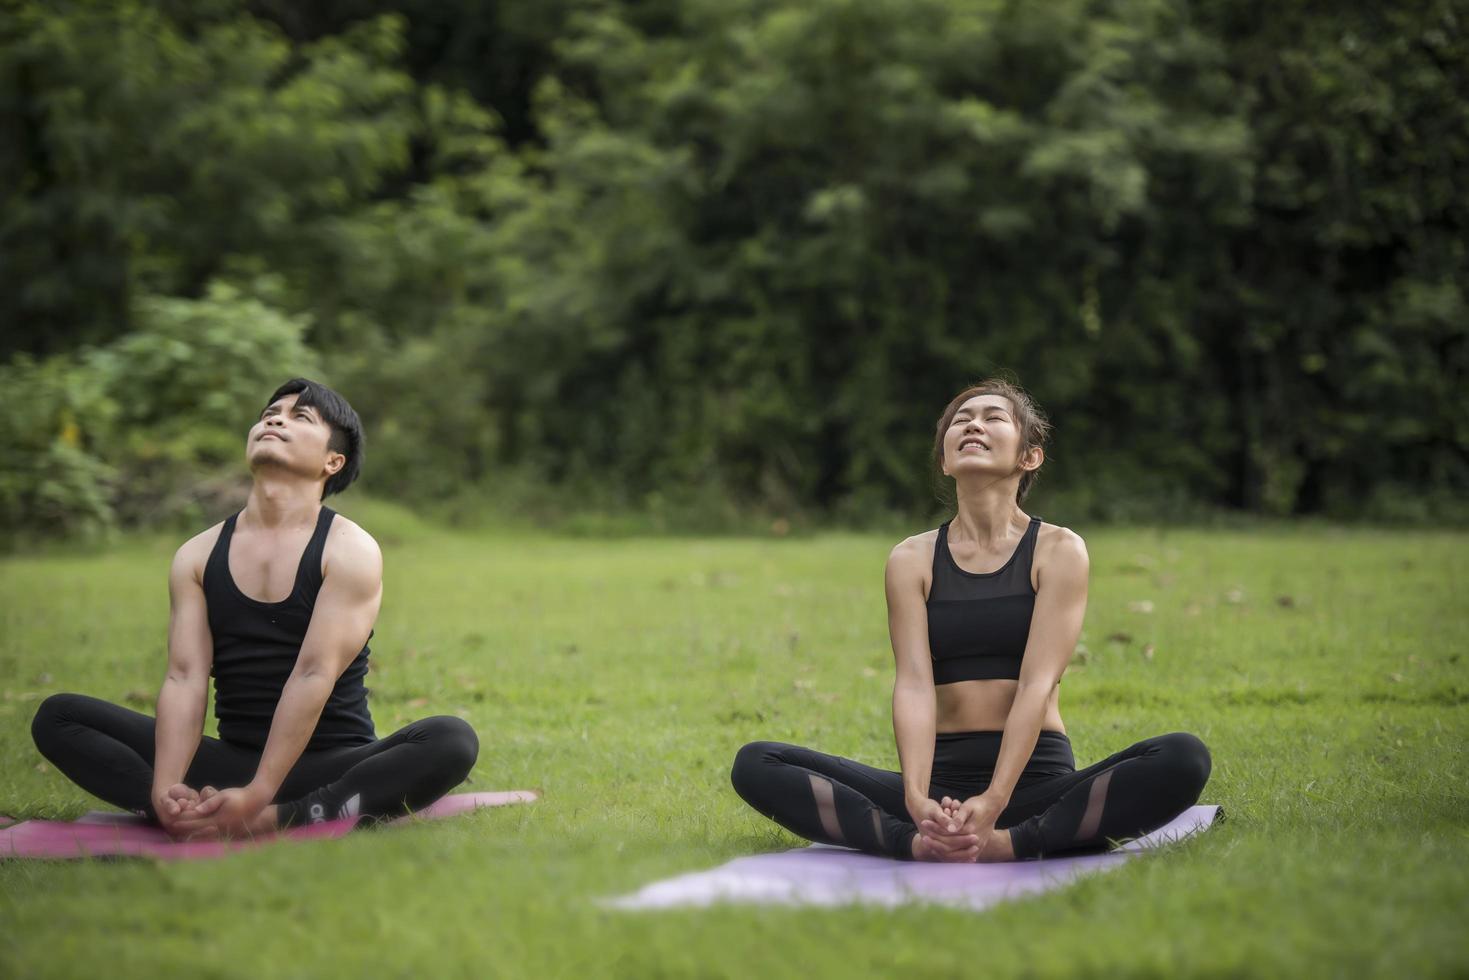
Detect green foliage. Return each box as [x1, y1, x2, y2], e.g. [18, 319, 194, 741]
[3, 0, 1466, 531]
[92, 284, 320, 525]
[0, 285, 318, 542]
[1192, 1, 1469, 518]
[0, 355, 117, 543]
[511, 0, 1260, 518]
[1, 2, 422, 352]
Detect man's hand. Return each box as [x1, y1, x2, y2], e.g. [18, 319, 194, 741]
[152, 783, 213, 839]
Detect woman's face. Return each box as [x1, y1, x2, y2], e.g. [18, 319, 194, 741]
[940, 394, 1030, 479]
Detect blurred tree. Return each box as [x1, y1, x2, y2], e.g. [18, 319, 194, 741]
[470, 0, 1258, 520]
[244, 0, 586, 148]
[1, 0, 1464, 534]
[0, 3, 421, 353]
[1197, 0, 1469, 516]
[0, 283, 317, 541]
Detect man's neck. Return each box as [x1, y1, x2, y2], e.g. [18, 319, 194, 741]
[241, 474, 325, 530]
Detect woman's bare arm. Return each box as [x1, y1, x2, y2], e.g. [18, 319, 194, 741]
[960, 528, 1089, 829]
[887, 537, 938, 808]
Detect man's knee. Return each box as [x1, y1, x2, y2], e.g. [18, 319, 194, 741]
[30, 692, 83, 756]
[419, 715, 479, 779]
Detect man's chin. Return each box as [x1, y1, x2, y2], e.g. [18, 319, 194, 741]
[246, 446, 293, 469]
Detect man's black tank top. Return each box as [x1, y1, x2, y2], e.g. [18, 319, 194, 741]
[926, 515, 1041, 684]
[202, 507, 375, 750]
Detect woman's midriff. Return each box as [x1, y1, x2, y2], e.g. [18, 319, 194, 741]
[934, 679, 1065, 734]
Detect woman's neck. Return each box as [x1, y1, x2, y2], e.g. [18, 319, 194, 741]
[949, 480, 1026, 546]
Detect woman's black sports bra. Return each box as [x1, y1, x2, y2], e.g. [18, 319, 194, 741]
[926, 515, 1041, 684]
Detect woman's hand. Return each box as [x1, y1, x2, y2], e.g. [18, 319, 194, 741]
[908, 795, 958, 833]
[908, 795, 980, 861]
[945, 793, 1006, 838]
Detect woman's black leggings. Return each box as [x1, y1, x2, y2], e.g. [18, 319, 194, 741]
[31, 693, 480, 828]
[731, 730, 1210, 860]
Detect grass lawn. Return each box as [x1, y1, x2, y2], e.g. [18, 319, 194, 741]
[2, 501, 1466, 978]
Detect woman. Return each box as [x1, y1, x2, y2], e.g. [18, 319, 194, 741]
[731, 379, 1211, 861]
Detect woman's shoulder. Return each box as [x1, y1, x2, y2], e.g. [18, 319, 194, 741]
[1034, 519, 1088, 570]
[886, 527, 941, 576]
[889, 527, 940, 559]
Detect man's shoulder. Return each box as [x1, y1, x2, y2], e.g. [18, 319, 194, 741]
[326, 513, 379, 552]
[172, 521, 227, 577]
[323, 514, 382, 582]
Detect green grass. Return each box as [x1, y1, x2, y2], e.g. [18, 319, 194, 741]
[2, 502, 1467, 978]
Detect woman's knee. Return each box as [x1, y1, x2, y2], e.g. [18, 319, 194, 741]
[730, 741, 785, 801]
[1157, 732, 1212, 793]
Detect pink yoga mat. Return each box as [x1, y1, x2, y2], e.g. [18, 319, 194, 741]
[609, 804, 1221, 911]
[0, 790, 538, 861]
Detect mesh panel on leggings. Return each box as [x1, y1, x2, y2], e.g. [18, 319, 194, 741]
[1074, 767, 1114, 842]
[808, 774, 845, 844]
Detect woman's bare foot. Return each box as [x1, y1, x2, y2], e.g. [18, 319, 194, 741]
[911, 832, 980, 862]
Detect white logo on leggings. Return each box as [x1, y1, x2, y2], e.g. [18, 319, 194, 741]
[308, 803, 326, 824]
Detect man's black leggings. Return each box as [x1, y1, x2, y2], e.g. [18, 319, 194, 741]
[31, 693, 479, 828]
[731, 730, 1210, 860]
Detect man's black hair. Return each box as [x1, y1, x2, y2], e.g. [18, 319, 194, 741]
[265, 378, 364, 498]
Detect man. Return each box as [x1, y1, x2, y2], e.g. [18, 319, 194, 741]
[32, 379, 479, 838]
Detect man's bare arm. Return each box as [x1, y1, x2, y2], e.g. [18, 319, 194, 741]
[152, 532, 215, 826]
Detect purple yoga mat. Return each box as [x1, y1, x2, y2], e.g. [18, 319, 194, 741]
[0, 790, 538, 861]
[609, 804, 1221, 911]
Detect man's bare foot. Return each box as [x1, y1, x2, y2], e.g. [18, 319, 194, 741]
[190, 787, 280, 838]
[975, 827, 1016, 862]
[912, 833, 980, 862]
[245, 804, 280, 836]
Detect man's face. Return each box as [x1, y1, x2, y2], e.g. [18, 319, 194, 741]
[247, 392, 344, 482]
